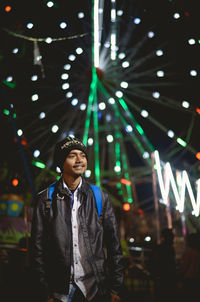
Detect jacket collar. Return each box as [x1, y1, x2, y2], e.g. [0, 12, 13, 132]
[79, 177, 91, 195]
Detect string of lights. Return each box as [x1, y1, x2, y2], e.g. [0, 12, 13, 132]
[1, 0, 200, 220]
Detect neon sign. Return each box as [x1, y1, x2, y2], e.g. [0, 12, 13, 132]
[154, 150, 200, 217]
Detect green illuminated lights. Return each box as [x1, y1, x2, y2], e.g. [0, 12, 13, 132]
[32, 160, 46, 169]
[177, 137, 187, 147]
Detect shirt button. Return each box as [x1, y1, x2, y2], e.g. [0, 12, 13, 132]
[74, 226, 76, 228]
[75, 262, 78, 264]
[74, 244, 77, 247]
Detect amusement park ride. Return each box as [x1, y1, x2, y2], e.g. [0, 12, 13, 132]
[1, 0, 200, 242]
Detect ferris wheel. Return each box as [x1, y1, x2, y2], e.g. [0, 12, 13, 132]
[2, 0, 199, 210]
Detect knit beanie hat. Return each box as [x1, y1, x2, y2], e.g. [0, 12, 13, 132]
[53, 136, 88, 170]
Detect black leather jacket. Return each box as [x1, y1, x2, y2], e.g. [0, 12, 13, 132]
[30, 177, 124, 300]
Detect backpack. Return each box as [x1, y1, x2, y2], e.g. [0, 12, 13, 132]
[46, 182, 104, 217]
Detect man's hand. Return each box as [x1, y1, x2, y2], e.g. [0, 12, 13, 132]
[45, 298, 54, 302]
[111, 293, 120, 302]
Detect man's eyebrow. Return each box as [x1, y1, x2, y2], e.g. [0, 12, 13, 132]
[69, 151, 85, 154]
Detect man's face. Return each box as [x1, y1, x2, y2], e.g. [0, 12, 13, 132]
[62, 149, 87, 177]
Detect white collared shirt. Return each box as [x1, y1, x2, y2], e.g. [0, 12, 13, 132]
[60, 177, 98, 301]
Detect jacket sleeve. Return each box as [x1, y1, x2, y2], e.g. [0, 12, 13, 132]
[103, 192, 125, 296]
[30, 191, 52, 300]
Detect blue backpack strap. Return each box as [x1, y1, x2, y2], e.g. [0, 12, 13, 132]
[90, 184, 102, 217]
[48, 182, 57, 206]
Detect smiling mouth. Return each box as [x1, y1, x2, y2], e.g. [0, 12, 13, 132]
[73, 165, 84, 169]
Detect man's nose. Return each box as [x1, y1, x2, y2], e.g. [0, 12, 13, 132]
[75, 155, 82, 162]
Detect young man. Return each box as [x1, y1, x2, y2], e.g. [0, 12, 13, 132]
[30, 136, 124, 302]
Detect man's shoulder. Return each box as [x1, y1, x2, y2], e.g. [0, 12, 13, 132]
[37, 181, 58, 198]
[37, 187, 48, 199]
[81, 178, 110, 202]
[88, 183, 109, 197]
